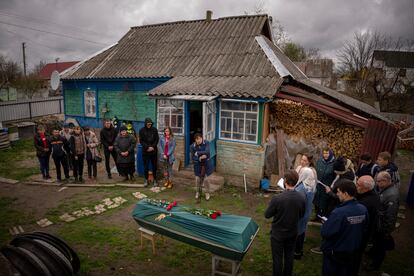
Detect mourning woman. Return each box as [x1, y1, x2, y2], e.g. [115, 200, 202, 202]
[114, 125, 136, 181]
[158, 126, 176, 188]
[294, 153, 317, 259]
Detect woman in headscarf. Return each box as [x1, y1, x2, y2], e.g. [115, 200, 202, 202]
[314, 147, 336, 217]
[114, 125, 136, 181]
[158, 126, 176, 189]
[294, 153, 317, 260]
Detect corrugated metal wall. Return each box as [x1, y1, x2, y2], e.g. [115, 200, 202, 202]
[360, 119, 399, 159]
[0, 96, 63, 122]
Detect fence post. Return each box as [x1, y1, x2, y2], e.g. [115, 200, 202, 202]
[29, 102, 32, 119]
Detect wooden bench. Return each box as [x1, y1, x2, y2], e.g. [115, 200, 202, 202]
[138, 227, 157, 255]
[211, 255, 241, 276]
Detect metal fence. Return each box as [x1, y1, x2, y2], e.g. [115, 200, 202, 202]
[0, 96, 64, 123]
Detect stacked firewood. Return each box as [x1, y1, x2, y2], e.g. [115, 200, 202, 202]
[270, 99, 364, 161]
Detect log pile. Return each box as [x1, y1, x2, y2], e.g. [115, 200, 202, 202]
[270, 99, 364, 161]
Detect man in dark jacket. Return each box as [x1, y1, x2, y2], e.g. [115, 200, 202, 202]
[321, 180, 368, 276]
[100, 119, 118, 179]
[49, 128, 70, 182]
[356, 152, 379, 178]
[354, 175, 380, 275]
[369, 171, 399, 270]
[139, 118, 159, 186]
[34, 125, 51, 180]
[265, 170, 306, 276]
[376, 151, 400, 188]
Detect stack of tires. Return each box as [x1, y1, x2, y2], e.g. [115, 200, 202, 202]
[0, 130, 10, 150]
[0, 232, 80, 276]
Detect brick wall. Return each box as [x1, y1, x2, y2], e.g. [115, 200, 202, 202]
[216, 140, 265, 187]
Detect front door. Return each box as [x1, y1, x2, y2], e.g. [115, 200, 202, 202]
[203, 100, 217, 166]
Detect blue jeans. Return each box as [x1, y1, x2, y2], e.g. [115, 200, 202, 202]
[38, 156, 50, 177]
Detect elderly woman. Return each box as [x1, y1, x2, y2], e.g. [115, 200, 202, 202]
[84, 127, 100, 180]
[114, 125, 136, 181]
[294, 153, 317, 260]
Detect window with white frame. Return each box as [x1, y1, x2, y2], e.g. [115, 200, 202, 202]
[220, 101, 258, 142]
[157, 99, 184, 135]
[84, 90, 96, 117]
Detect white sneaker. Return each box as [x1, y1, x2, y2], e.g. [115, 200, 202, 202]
[205, 193, 210, 201]
[195, 192, 200, 199]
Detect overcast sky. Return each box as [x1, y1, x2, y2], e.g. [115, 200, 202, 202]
[0, 0, 413, 71]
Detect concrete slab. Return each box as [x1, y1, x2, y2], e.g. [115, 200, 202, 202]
[0, 177, 19, 184]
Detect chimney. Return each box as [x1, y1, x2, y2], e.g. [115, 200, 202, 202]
[206, 10, 212, 22]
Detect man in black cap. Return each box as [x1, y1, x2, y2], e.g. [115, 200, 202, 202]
[139, 118, 159, 186]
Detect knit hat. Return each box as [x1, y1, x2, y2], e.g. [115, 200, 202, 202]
[145, 117, 153, 124]
[119, 125, 128, 132]
[333, 157, 346, 173]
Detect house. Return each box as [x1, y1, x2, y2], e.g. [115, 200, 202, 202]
[39, 61, 79, 96]
[294, 59, 336, 89]
[61, 13, 397, 186]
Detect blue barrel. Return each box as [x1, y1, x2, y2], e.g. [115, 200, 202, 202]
[136, 144, 144, 176]
[260, 178, 270, 191]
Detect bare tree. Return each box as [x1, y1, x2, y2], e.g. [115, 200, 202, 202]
[15, 73, 43, 99]
[0, 55, 21, 90]
[337, 31, 414, 110]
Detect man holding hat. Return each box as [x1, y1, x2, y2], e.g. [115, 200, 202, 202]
[139, 118, 159, 186]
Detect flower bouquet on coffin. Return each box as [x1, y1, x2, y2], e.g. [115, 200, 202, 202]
[183, 207, 222, 220]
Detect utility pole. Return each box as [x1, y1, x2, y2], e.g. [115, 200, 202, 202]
[22, 42, 27, 76]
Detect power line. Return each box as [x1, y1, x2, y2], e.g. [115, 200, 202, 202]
[0, 20, 109, 45]
[0, 9, 106, 37]
[2, 27, 83, 52]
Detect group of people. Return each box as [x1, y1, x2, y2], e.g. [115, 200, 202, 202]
[34, 117, 179, 187]
[265, 148, 400, 276]
[34, 116, 215, 200]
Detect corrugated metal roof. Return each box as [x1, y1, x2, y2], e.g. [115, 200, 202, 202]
[39, 61, 79, 80]
[361, 119, 399, 157]
[148, 76, 283, 99]
[62, 15, 278, 80]
[373, 50, 414, 68]
[297, 78, 393, 124]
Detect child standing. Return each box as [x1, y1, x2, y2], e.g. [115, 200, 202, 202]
[158, 127, 176, 188]
[34, 125, 51, 180]
[69, 126, 86, 183]
[190, 133, 212, 201]
[49, 127, 70, 182]
[84, 127, 99, 180]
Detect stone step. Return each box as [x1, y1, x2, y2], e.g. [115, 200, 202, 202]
[172, 168, 224, 193]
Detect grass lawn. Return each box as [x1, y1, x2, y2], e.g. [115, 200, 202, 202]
[0, 141, 413, 275]
[0, 139, 38, 180]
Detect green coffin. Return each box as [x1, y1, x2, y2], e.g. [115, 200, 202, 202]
[132, 200, 259, 261]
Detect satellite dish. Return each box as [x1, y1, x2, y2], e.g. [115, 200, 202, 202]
[50, 70, 60, 91]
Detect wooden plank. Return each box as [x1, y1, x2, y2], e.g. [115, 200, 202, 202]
[262, 103, 270, 144]
[276, 129, 285, 178]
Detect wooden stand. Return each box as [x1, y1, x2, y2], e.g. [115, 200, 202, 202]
[139, 227, 157, 255]
[211, 255, 240, 276]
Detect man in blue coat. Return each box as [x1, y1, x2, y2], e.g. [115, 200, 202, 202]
[321, 180, 368, 276]
[190, 133, 213, 201]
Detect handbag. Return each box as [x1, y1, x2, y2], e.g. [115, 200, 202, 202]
[94, 155, 102, 162]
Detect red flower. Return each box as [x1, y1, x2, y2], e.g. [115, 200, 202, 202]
[173, 200, 177, 207]
[166, 203, 173, 211]
[210, 213, 218, 219]
[215, 211, 221, 216]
